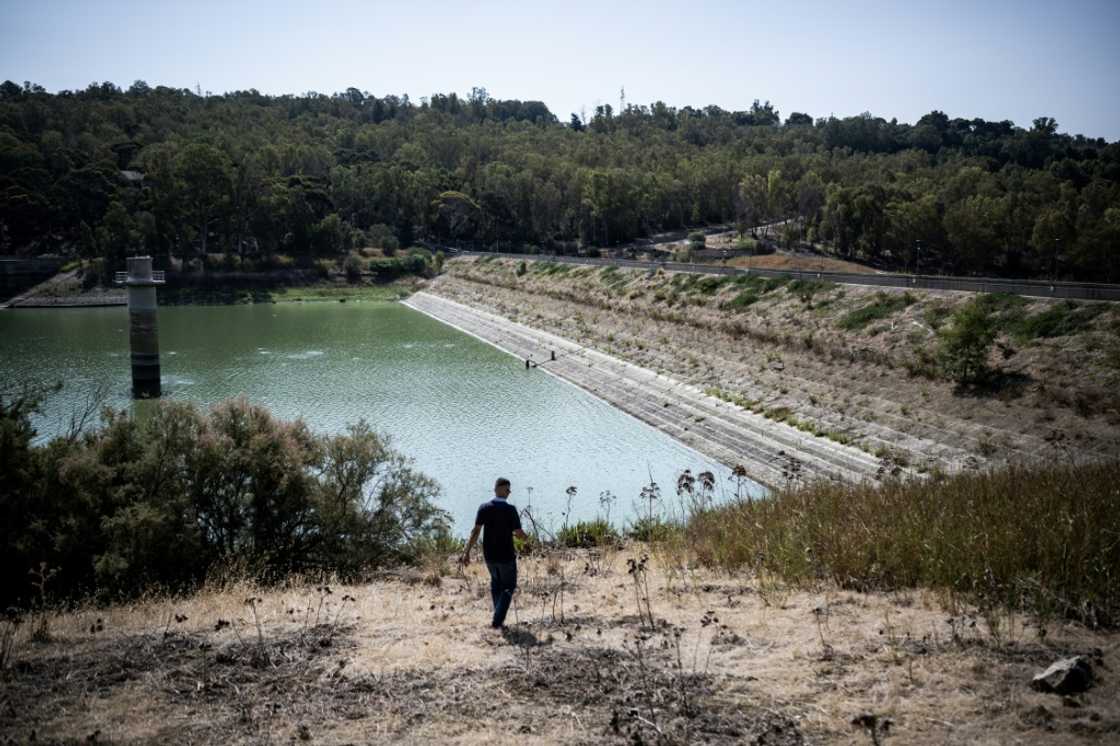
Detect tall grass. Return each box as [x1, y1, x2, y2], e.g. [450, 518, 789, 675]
[686, 460, 1120, 627]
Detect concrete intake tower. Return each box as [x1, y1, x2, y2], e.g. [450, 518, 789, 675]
[116, 256, 165, 398]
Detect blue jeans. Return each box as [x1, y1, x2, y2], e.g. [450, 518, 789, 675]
[486, 561, 517, 627]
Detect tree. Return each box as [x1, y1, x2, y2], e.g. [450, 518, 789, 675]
[938, 302, 997, 385]
[0, 84, 1115, 279]
[736, 174, 768, 237]
[688, 231, 706, 252]
[430, 191, 481, 242]
[1030, 206, 1073, 278]
[175, 144, 231, 257]
[944, 195, 1008, 272]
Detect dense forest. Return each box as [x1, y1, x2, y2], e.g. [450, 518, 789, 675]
[1, 80, 1118, 279]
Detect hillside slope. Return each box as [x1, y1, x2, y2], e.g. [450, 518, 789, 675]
[427, 257, 1120, 473]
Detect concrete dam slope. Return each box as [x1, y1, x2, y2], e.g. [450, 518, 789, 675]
[404, 291, 887, 488]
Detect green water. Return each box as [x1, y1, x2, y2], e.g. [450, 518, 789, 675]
[0, 301, 761, 531]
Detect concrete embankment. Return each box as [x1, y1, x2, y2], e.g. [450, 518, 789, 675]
[404, 291, 885, 487]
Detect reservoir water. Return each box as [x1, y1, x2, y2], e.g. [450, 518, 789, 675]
[1, 301, 762, 532]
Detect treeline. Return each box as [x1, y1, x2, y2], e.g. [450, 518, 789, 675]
[0, 388, 450, 607]
[1, 80, 1118, 279]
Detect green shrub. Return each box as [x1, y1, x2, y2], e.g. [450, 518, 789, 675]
[343, 254, 364, 282]
[692, 276, 724, 295]
[937, 300, 997, 384]
[787, 278, 833, 305]
[557, 519, 620, 548]
[1010, 301, 1106, 341]
[367, 254, 426, 281]
[838, 291, 915, 330]
[723, 290, 760, 309]
[0, 394, 449, 608]
[627, 516, 677, 542]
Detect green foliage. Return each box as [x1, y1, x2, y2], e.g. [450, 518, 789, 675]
[343, 253, 364, 282]
[691, 276, 725, 295]
[1010, 301, 1107, 341]
[0, 82, 1118, 280]
[838, 291, 916, 330]
[733, 236, 757, 252]
[626, 516, 677, 543]
[367, 254, 427, 281]
[719, 275, 787, 311]
[937, 299, 998, 384]
[786, 278, 832, 304]
[0, 395, 449, 608]
[556, 519, 620, 548]
[723, 290, 761, 309]
[687, 460, 1120, 627]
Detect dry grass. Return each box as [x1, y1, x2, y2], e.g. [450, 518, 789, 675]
[3, 548, 1118, 744]
[687, 460, 1120, 630]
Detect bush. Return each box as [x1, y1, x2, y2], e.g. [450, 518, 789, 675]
[938, 300, 997, 384]
[733, 236, 757, 252]
[1010, 301, 1106, 341]
[367, 254, 426, 281]
[786, 278, 831, 305]
[838, 291, 915, 330]
[626, 516, 677, 542]
[0, 395, 449, 608]
[366, 223, 400, 255]
[686, 460, 1120, 627]
[557, 519, 620, 548]
[343, 254, 364, 282]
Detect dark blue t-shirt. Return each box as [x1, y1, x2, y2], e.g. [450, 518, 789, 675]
[475, 499, 522, 563]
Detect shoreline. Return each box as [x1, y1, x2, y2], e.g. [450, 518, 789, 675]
[4, 279, 420, 309]
[403, 291, 886, 488]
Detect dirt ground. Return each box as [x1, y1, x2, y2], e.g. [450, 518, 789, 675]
[3, 548, 1116, 745]
[428, 258, 1120, 473]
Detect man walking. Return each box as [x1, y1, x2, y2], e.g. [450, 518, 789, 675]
[461, 477, 527, 629]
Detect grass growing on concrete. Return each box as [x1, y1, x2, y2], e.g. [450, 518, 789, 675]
[686, 459, 1120, 628]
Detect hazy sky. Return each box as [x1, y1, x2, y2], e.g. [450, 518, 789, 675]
[3, 0, 1118, 140]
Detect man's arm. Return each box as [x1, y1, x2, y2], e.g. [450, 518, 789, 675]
[461, 525, 482, 565]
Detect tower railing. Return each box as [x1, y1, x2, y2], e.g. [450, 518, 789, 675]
[114, 270, 165, 284]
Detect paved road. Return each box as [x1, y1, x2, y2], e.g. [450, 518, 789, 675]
[456, 251, 1120, 302]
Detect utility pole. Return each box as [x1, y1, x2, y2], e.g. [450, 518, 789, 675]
[915, 239, 921, 275]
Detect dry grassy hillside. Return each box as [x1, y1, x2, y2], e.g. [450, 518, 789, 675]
[430, 257, 1120, 472]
